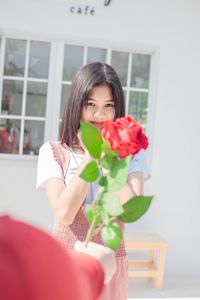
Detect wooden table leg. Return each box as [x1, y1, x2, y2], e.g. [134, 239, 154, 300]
[156, 245, 166, 290]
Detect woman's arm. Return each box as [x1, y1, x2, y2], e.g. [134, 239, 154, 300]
[45, 152, 91, 225]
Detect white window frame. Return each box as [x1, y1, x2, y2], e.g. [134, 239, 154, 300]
[0, 31, 159, 171]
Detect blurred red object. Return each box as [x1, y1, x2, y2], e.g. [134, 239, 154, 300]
[0, 215, 104, 300]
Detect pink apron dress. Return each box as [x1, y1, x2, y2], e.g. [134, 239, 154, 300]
[51, 142, 128, 300]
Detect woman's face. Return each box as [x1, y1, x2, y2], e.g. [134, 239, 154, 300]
[81, 85, 115, 131]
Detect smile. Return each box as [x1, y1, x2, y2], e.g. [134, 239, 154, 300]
[90, 121, 104, 129]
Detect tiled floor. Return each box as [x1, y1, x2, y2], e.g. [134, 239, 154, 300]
[127, 276, 200, 299]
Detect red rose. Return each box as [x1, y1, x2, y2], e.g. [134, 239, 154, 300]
[102, 116, 149, 158]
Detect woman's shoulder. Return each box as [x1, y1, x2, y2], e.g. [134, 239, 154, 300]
[38, 141, 67, 165]
[39, 141, 81, 168]
[36, 141, 66, 190]
[39, 141, 51, 150]
[39, 141, 69, 153]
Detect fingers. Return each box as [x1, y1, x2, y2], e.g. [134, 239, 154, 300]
[74, 241, 117, 284]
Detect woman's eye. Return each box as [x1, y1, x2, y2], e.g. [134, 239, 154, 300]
[106, 103, 115, 108]
[87, 102, 95, 107]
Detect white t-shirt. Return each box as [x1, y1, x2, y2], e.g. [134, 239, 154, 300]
[36, 142, 150, 204]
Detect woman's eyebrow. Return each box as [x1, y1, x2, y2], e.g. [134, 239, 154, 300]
[88, 97, 114, 102]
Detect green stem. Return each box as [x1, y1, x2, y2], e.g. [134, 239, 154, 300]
[85, 216, 97, 246]
[92, 221, 104, 236]
[87, 216, 117, 243]
[110, 216, 116, 222]
[93, 187, 105, 204]
[98, 157, 104, 177]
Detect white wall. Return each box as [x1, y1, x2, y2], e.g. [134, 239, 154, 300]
[0, 0, 200, 276]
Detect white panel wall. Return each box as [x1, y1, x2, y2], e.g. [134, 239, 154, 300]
[0, 0, 200, 276]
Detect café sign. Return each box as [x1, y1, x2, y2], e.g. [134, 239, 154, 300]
[68, 0, 112, 16]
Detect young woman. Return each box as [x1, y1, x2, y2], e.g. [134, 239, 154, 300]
[37, 62, 149, 299]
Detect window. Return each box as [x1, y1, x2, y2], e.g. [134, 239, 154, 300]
[0, 38, 51, 155]
[60, 45, 108, 120]
[0, 36, 152, 157]
[60, 45, 151, 129]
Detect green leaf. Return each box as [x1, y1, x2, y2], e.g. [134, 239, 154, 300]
[80, 161, 99, 182]
[101, 141, 117, 157]
[101, 223, 122, 250]
[98, 176, 108, 188]
[100, 210, 110, 225]
[106, 156, 131, 192]
[85, 204, 101, 225]
[80, 121, 103, 158]
[102, 193, 124, 217]
[117, 196, 153, 223]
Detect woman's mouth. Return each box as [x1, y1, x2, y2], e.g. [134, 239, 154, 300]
[90, 121, 104, 129]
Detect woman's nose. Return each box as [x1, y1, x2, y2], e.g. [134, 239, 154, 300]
[93, 110, 105, 120]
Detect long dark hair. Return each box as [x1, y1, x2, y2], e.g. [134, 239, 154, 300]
[60, 62, 125, 149]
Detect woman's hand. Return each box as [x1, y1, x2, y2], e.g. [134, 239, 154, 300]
[74, 240, 117, 284]
[77, 130, 90, 159]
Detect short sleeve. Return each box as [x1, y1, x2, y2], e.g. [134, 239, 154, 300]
[128, 149, 150, 181]
[36, 142, 64, 190]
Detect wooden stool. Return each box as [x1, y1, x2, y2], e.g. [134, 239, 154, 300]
[125, 232, 167, 290]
